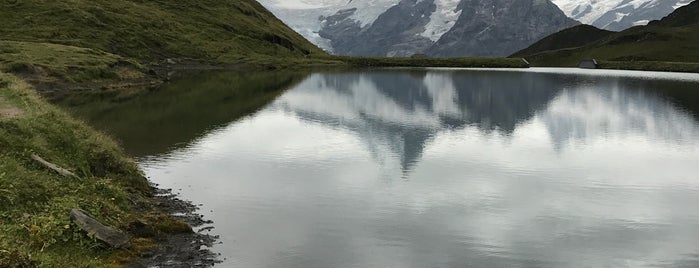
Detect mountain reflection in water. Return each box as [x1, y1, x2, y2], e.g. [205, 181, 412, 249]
[64, 68, 699, 268]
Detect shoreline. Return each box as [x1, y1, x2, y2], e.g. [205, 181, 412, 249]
[2, 56, 699, 266]
[135, 186, 220, 267]
[0, 72, 218, 267]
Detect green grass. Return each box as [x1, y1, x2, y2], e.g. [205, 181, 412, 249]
[0, 72, 185, 267]
[523, 25, 699, 67]
[598, 61, 699, 73]
[0, 0, 325, 64]
[510, 24, 614, 58]
[0, 40, 145, 83]
[337, 56, 530, 68]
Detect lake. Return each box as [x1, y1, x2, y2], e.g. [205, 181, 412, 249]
[64, 68, 699, 267]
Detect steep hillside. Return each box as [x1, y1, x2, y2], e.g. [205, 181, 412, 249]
[510, 25, 614, 57]
[517, 1, 699, 68]
[0, 0, 326, 63]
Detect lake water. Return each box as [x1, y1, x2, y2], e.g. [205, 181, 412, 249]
[65, 68, 699, 267]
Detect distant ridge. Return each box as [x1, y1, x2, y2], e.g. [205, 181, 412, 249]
[512, 0, 699, 67]
[510, 25, 614, 58]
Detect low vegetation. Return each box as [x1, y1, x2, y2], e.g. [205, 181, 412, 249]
[339, 56, 530, 68]
[0, 40, 145, 84]
[510, 25, 615, 58]
[598, 61, 699, 73]
[0, 72, 188, 267]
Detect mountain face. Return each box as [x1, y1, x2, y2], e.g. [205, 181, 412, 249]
[319, 0, 436, 57]
[259, 0, 576, 57]
[551, 0, 694, 31]
[426, 0, 578, 57]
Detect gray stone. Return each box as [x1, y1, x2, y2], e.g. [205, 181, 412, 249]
[70, 209, 131, 249]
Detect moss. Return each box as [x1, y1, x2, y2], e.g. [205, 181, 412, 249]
[143, 214, 193, 235]
[108, 238, 158, 267]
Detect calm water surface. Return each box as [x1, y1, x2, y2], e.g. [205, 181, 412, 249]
[66, 68, 699, 267]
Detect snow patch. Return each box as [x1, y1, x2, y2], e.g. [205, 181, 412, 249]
[421, 0, 461, 42]
[633, 19, 650, 26]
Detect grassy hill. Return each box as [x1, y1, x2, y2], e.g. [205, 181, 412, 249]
[513, 0, 699, 71]
[510, 25, 614, 58]
[0, 0, 326, 64]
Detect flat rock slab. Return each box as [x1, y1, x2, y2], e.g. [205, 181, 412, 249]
[70, 209, 131, 249]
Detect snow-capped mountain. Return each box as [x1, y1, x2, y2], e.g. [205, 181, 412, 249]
[256, 0, 403, 51]
[258, 0, 576, 57]
[551, 0, 694, 31]
[427, 0, 578, 57]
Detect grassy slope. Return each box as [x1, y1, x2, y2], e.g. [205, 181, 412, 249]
[0, 72, 175, 267]
[510, 25, 615, 58]
[515, 1, 699, 70]
[0, 0, 326, 63]
[0, 40, 146, 84]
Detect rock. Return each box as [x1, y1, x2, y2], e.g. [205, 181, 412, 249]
[70, 209, 131, 249]
[427, 0, 579, 57]
[319, 0, 435, 57]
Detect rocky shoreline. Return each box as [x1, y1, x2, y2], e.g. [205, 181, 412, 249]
[134, 187, 220, 268]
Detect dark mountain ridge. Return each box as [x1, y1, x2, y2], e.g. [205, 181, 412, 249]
[513, 0, 699, 67]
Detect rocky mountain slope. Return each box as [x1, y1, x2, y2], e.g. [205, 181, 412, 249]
[551, 0, 694, 31]
[260, 0, 577, 57]
[426, 0, 578, 57]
